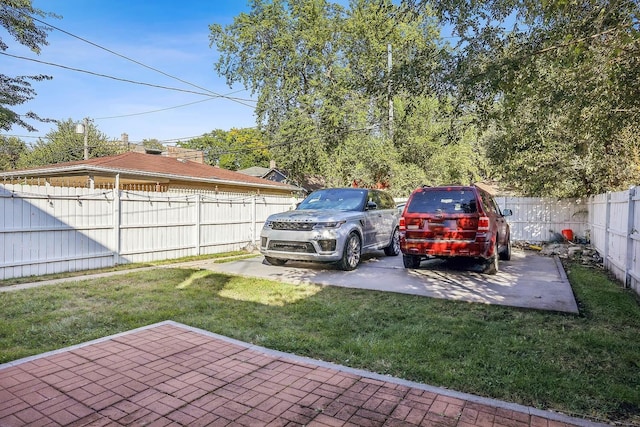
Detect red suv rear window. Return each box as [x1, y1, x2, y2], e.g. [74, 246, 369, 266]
[406, 189, 478, 214]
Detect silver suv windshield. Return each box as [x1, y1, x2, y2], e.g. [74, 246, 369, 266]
[297, 188, 367, 211]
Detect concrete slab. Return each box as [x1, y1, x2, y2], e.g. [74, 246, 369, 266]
[204, 249, 579, 313]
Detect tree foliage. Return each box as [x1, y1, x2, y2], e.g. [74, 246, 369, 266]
[393, 96, 488, 187]
[0, 134, 27, 170]
[141, 138, 165, 151]
[0, 0, 56, 132]
[17, 119, 125, 167]
[210, 0, 639, 197]
[210, 0, 344, 137]
[421, 0, 640, 196]
[210, 0, 486, 196]
[178, 128, 270, 171]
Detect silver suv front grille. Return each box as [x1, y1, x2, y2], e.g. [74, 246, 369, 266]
[271, 222, 316, 231]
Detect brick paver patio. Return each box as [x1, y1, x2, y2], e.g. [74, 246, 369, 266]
[0, 321, 604, 426]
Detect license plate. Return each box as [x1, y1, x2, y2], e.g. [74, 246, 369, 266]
[429, 220, 455, 229]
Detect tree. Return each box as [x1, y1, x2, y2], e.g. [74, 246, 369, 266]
[392, 95, 488, 187]
[0, 0, 56, 131]
[18, 118, 125, 167]
[416, 0, 640, 196]
[178, 128, 270, 171]
[141, 138, 165, 151]
[210, 0, 448, 194]
[210, 0, 346, 138]
[0, 134, 27, 170]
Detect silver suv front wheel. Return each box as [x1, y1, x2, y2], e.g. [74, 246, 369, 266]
[338, 232, 361, 271]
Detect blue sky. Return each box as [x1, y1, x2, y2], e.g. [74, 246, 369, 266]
[3, 1, 257, 145]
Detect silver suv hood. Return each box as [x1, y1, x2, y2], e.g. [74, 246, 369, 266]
[266, 209, 364, 223]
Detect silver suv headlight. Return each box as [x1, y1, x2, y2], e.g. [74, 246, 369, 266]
[313, 221, 346, 230]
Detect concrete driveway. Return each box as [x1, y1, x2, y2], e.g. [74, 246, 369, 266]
[206, 249, 579, 313]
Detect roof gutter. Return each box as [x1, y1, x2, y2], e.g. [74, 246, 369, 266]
[0, 165, 299, 192]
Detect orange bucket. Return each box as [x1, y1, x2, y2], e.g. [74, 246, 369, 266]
[561, 229, 574, 242]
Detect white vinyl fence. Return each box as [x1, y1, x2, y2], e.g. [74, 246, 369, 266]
[0, 184, 296, 280]
[496, 191, 639, 294]
[587, 187, 640, 294]
[1, 183, 638, 295]
[496, 196, 589, 243]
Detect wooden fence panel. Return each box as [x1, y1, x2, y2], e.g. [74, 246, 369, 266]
[119, 191, 197, 263]
[604, 191, 630, 282]
[588, 193, 608, 254]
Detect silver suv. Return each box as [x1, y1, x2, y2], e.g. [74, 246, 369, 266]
[260, 188, 400, 270]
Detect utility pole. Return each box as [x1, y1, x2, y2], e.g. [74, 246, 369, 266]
[83, 117, 89, 160]
[387, 43, 393, 138]
[75, 117, 90, 160]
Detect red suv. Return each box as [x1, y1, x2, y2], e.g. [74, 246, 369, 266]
[399, 185, 512, 274]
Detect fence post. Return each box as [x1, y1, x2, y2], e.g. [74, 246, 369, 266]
[113, 187, 121, 265]
[587, 195, 592, 243]
[604, 192, 611, 271]
[195, 194, 201, 256]
[625, 186, 637, 288]
[252, 194, 257, 245]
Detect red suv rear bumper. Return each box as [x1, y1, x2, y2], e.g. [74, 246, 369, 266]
[400, 237, 493, 259]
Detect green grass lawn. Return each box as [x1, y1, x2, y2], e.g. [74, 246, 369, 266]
[1, 258, 639, 424]
[0, 251, 251, 287]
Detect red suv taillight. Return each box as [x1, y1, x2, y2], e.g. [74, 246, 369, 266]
[402, 218, 424, 230]
[457, 217, 478, 229]
[478, 216, 490, 231]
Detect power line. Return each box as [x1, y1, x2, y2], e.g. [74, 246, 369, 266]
[6, 10, 258, 121]
[23, 13, 226, 99]
[1, 134, 41, 139]
[1, 51, 220, 97]
[94, 99, 216, 120]
[94, 90, 256, 120]
[2, 51, 259, 112]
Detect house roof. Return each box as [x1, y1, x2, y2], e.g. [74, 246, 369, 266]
[238, 166, 271, 178]
[0, 152, 300, 192]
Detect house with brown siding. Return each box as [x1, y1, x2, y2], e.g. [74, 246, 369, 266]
[0, 152, 301, 196]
